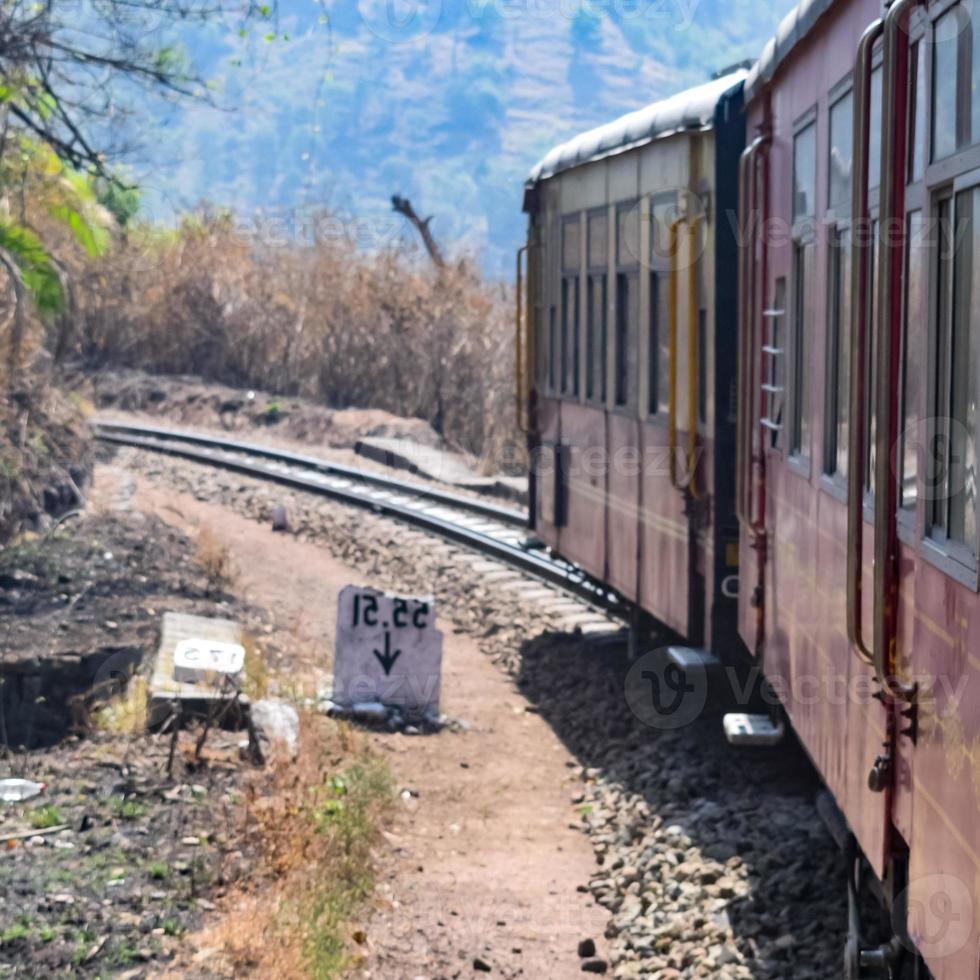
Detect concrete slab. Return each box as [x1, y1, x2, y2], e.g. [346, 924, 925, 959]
[150, 613, 246, 709]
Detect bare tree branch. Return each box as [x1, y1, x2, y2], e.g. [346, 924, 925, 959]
[391, 195, 445, 269]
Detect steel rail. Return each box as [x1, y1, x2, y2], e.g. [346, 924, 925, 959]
[93, 419, 526, 525]
[93, 421, 622, 612]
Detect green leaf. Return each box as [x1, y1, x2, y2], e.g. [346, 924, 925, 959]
[47, 203, 109, 258]
[0, 222, 64, 314]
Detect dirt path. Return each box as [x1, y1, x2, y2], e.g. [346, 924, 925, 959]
[95, 464, 608, 978]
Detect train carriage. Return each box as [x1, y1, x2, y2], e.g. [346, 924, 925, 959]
[521, 69, 748, 656]
[519, 0, 980, 975]
[740, 0, 980, 976]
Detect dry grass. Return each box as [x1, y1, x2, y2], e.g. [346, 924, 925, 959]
[194, 527, 236, 595]
[202, 712, 393, 978]
[70, 212, 523, 471]
[92, 676, 148, 735]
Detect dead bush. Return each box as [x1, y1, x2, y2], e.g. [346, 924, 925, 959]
[71, 212, 525, 472]
[195, 526, 236, 594]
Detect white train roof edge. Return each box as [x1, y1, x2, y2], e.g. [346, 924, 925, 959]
[525, 69, 749, 187]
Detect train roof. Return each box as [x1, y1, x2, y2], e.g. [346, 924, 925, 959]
[525, 69, 747, 186]
[744, 0, 838, 100]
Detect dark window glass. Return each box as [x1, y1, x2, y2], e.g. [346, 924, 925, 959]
[829, 92, 854, 210]
[865, 222, 880, 494]
[562, 218, 580, 272]
[617, 205, 639, 267]
[793, 122, 817, 219]
[588, 211, 608, 269]
[548, 306, 557, 391]
[900, 211, 924, 511]
[615, 272, 637, 407]
[869, 65, 883, 190]
[930, 3, 980, 161]
[948, 189, 979, 549]
[826, 228, 852, 478]
[649, 272, 668, 414]
[588, 275, 607, 402]
[909, 41, 926, 183]
[791, 242, 814, 457]
[561, 277, 579, 395]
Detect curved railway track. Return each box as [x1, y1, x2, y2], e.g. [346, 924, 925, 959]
[93, 420, 622, 614]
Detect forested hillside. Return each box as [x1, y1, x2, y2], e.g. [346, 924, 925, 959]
[136, 0, 792, 275]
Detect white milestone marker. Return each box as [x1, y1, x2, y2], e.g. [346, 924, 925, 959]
[333, 586, 442, 719]
[173, 638, 245, 685]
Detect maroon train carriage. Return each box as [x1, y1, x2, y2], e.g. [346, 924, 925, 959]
[518, 0, 980, 976]
[519, 69, 749, 662]
[740, 0, 980, 976]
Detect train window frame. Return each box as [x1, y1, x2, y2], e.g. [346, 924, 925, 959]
[586, 207, 609, 406]
[924, 0, 980, 183]
[823, 79, 854, 493]
[560, 214, 582, 400]
[646, 190, 677, 421]
[920, 170, 980, 589]
[788, 110, 818, 472]
[614, 201, 640, 413]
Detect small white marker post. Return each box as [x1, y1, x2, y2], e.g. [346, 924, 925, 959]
[333, 586, 443, 720]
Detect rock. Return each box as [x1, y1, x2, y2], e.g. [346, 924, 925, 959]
[250, 698, 300, 755]
[578, 938, 597, 958]
[473, 956, 492, 972]
[581, 959, 608, 974]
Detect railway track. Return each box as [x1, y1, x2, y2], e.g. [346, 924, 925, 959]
[93, 419, 622, 614]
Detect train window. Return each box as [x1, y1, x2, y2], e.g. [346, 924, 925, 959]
[561, 276, 580, 396]
[792, 122, 817, 220]
[617, 205, 639, 267]
[588, 211, 608, 269]
[829, 92, 853, 211]
[649, 272, 668, 415]
[562, 217, 580, 273]
[587, 274, 607, 402]
[825, 228, 852, 479]
[865, 222, 879, 494]
[930, 190, 979, 556]
[790, 242, 814, 458]
[908, 41, 926, 184]
[900, 212, 925, 512]
[869, 65, 883, 190]
[547, 306, 557, 390]
[615, 273, 637, 407]
[931, 2, 980, 161]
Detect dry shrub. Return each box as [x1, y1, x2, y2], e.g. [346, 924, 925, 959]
[203, 712, 392, 978]
[195, 526, 236, 594]
[92, 676, 148, 734]
[72, 212, 524, 472]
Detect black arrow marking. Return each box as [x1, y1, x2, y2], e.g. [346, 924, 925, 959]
[373, 631, 402, 676]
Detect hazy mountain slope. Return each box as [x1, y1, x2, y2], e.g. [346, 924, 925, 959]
[134, 0, 794, 276]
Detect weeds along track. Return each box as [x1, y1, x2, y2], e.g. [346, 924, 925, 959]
[93, 419, 620, 613]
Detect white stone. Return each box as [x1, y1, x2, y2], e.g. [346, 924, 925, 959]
[333, 586, 442, 718]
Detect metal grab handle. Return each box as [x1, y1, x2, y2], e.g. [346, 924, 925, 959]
[515, 244, 528, 434]
[667, 214, 701, 495]
[686, 215, 702, 498]
[873, 0, 918, 703]
[846, 18, 882, 667]
[736, 138, 767, 533]
[668, 218, 683, 490]
[736, 142, 757, 530]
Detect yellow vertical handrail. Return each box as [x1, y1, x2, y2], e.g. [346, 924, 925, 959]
[668, 214, 701, 495]
[668, 219, 682, 490]
[686, 215, 702, 498]
[515, 244, 528, 434]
